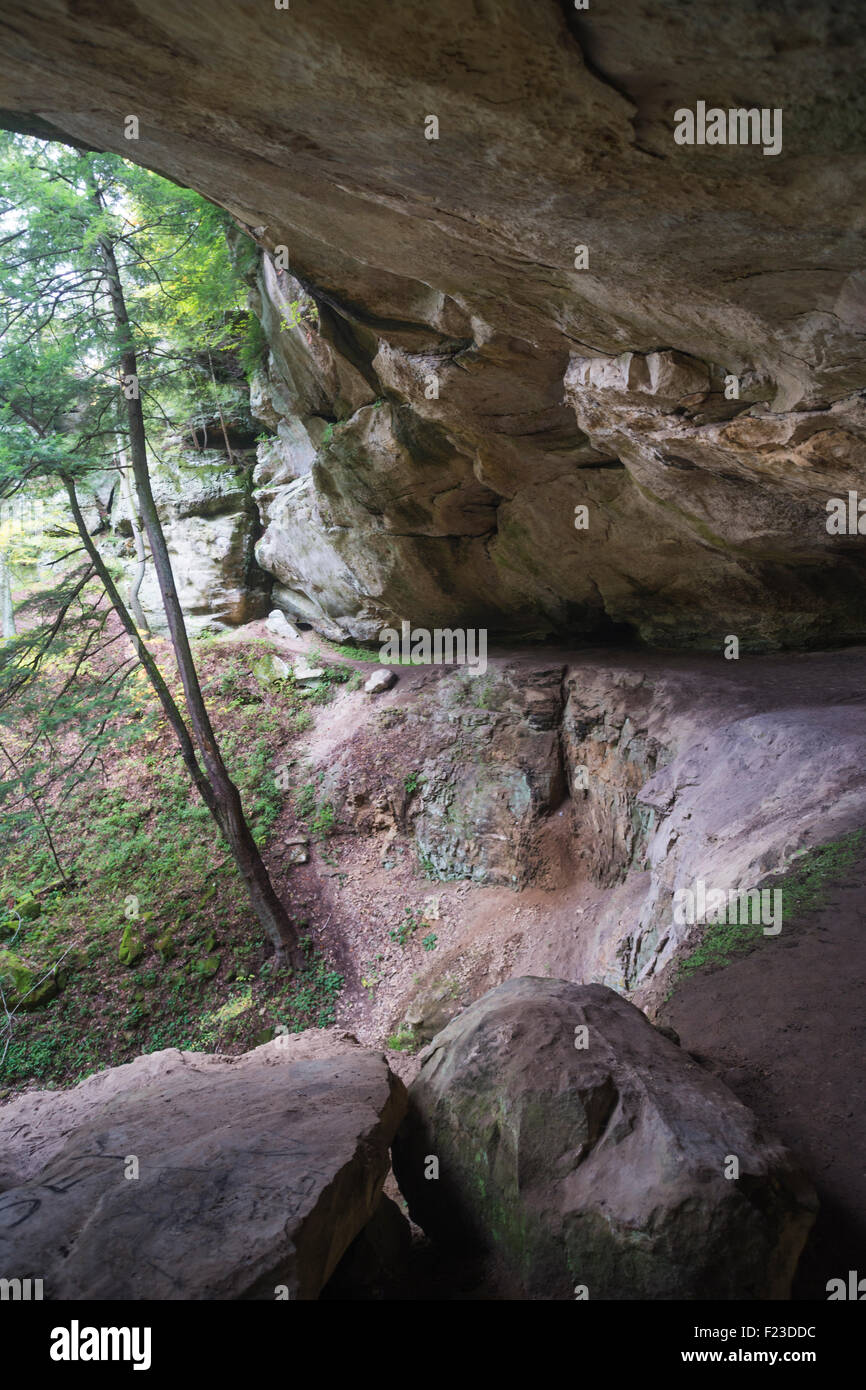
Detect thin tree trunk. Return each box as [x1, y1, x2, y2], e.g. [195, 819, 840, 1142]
[0, 551, 15, 638]
[88, 197, 299, 966]
[63, 477, 220, 824]
[0, 733, 67, 884]
[207, 351, 234, 466]
[115, 446, 150, 635]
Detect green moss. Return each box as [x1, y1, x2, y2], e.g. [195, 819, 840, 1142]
[192, 953, 221, 978]
[0, 948, 59, 1011]
[155, 930, 175, 962]
[675, 828, 866, 984]
[330, 643, 379, 663]
[118, 924, 145, 967]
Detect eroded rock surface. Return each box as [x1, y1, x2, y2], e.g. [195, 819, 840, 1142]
[392, 977, 817, 1300]
[111, 427, 270, 636]
[0, 1031, 406, 1300]
[322, 663, 567, 885]
[2, 1, 865, 645]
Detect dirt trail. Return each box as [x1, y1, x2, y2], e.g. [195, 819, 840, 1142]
[662, 857, 866, 1299]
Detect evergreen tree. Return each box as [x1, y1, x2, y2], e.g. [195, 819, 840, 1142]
[0, 133, 301, 965]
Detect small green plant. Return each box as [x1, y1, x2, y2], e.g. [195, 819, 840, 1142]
[422, 933, 438, 952]
[386, 1024, 419, 1053]
[389, 908, 425, 948]
[418, 852, 437, 879]
[294, 783, 317, 819]
[280, 298, 320, 333]
[475, 677, 496, 709]
[404, 771, 424, 795]
[360, 955, 384, 997]
[311, 801, 336, 840]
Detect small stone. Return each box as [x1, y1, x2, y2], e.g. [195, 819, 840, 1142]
[266, 609, 301, 640]
[286, 838, 309, 865]
[252, 653, 291, 683]
[365, 669, 397, 694]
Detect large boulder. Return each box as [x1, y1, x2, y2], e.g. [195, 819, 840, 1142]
[392, 978, 816, 1299]
[0, 1031, 406, 1300]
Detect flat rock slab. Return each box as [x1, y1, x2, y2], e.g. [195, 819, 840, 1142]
[294, 662, 325, 682]
[392, 978, 817, 1300]
[0, 1031, 406, 1300]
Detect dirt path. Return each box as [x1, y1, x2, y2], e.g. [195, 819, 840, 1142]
[662, 854, 866, 1299]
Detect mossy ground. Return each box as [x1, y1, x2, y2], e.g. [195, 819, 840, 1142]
[674, 828, 866, 984]
[0, 636, 349, 1095]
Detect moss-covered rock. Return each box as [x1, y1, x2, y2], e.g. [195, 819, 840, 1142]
[0, 948, 59, 1011]
[192, 952, 221, 978]
[118, 924, 145, 967]
[252, 653, 290, 683]
[154, 929, 175, 962]
[393, 978, 817, 1300]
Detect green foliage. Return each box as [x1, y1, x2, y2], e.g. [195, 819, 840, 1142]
[260, 936, 344, 1032]
[238, 314, 268, 376]
[310, 801, 336, 839]
[360, 956, 384, 996]
[404, 771, 424, 795]
[0, 638, 347, 1090]
[389, 907, 426, 948]
[422, 932, 438, 951]
[0, 134, 255, 507]
[386, 1024, 420, 1053]
[280, 297, 320, 334]
[294, 782, 317, 819]
[474, 677, 497, 709]
[675, 914, 764, 982]
[293, 781, 336, 839]
[777, 829, 866, 920]
[330, 642, 378, 663]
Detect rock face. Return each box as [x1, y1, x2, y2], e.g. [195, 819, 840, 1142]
[0, 1032, 406, 1300]
[556, 647, 866, 997]
[111, 436, 271, 637]
[392, 978, 817, 1300]
[324, 663, 567, 885]
[2, 1, 865, 647]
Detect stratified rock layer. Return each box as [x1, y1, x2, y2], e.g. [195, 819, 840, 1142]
[393, 978, 817, 1300]
[0, 1032, 406, 1300]
[1, 1, 865, 646]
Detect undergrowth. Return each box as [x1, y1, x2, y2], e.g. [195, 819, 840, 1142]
[0, 636, 349, 1094]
